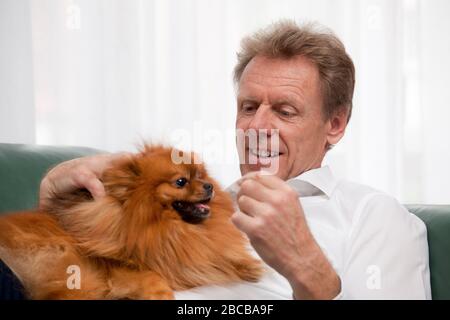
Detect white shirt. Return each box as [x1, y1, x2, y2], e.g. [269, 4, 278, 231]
[175, 166, 431, 300]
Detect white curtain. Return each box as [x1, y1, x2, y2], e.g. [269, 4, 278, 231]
[1, 0, 449, 204]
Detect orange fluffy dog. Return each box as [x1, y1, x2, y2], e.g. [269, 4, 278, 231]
[0, 145, 262, 299]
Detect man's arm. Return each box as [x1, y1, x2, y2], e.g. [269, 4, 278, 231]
[232, 173, 341, 300]
[340, 193, 431, 299]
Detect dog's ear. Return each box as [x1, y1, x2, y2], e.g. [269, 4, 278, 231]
[113, 156, 141, 177]
[124, 157, 141, 177]
[102, 157, 141, 203]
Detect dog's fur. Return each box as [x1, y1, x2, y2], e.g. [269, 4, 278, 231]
[0, 145, 263, 299]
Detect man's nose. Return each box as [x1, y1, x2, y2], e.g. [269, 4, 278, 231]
[247, 104, 274, 131]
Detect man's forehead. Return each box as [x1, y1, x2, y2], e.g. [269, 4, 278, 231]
[241, 56, 319, 81]
[238, 84, 306, 106]
[238, 55, 320, 96]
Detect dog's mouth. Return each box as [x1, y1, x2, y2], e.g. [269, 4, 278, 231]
[171, 197, 212, 224]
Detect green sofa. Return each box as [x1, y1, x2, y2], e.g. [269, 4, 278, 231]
[0, 143, 449, 299]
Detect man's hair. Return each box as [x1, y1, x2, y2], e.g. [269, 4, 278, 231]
[233, 20, 355, 123]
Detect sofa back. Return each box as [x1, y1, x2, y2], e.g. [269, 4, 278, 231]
[0, 143, 449, 299]
[0, 143, 100, 213]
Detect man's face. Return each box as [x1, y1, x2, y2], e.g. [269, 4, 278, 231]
[236, 55, 331, 180]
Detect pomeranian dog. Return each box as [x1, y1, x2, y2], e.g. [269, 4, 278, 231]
[0, 145, 263, 299]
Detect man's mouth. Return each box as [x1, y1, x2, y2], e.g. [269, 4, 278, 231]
[248, 148, 284, 166]
[249, 148, 282, 159]
[171, 198, 211, 224]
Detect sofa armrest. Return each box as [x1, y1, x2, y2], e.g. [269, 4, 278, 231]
[407, 204, 450, 300]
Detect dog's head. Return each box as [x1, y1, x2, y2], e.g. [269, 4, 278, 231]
[103, 145, 217, 225]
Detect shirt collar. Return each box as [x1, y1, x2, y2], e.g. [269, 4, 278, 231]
[288, 165, 337, 198]
[226, 165, 338, 199]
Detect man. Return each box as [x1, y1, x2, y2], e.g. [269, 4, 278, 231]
[38, 20, 431, 299]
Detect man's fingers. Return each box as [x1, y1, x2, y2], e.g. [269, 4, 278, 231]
[82, 177, 106, 199]
[254, 173, 290, 191]
[71, 165, 109, 199]
[241, 172, 293, 193]
[237, 179, 273, 203]
[237, 194, 268, 218]
[237, 171, 261, 184]
[231, 210, 255, 234]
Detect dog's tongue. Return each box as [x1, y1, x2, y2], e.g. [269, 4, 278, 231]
[195, 203, 210, 214]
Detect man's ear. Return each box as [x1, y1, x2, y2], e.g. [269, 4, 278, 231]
[326, 108, 349, 146]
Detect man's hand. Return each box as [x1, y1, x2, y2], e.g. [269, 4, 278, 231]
[39, 152, 131, 209]
[231, 172, 341, 300]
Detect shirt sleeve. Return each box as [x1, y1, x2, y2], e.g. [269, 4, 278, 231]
[339, 193, 431, 299]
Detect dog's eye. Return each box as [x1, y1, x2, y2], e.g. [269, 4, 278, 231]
[175, 177, 188, 188]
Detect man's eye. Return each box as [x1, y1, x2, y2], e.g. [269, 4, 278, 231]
[277, 107, 296, 118]
[175, 178, 188, 187]
[242, 104, 256, 114]
[280, 110, 292, 116]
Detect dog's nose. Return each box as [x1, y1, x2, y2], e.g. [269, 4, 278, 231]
[203, 183, 213, 192]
